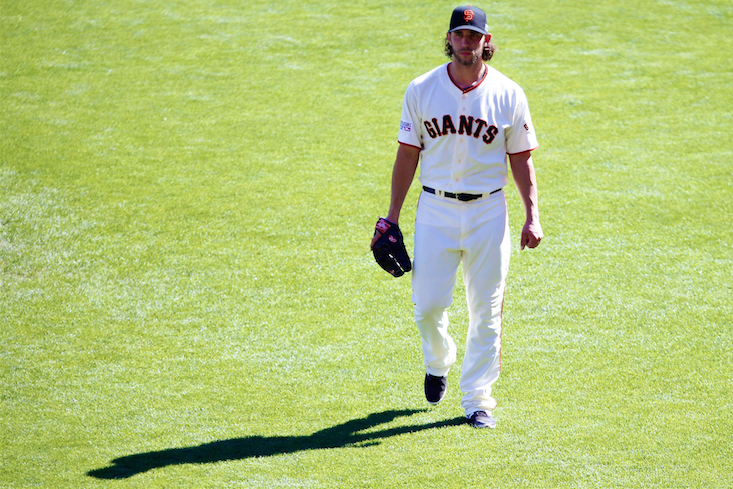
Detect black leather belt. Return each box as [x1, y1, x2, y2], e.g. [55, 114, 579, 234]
[422, 186, 502, 202]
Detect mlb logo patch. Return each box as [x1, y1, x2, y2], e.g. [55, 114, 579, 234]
[400, 121, 412, 132]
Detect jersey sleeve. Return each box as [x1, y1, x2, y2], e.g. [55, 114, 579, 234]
[504, 87, 539, 154]
[397, 83, 422, 148]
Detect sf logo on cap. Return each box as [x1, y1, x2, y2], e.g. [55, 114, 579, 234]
[464, 9, 474, 21]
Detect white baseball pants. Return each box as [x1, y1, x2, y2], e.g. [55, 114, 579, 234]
[411, 189, 510, 416]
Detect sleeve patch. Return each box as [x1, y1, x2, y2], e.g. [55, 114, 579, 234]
[400, 121, 412, 132]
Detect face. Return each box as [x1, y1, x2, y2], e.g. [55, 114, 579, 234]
[447, 29, 491, 66]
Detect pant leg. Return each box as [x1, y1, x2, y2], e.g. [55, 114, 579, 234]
[459, 193, 511, 415]
[411, 192, 462, 377]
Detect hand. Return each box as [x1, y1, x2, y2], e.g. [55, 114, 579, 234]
[370, 231, 381, 250]
[371, 218, 412, 277]
[520, 219, 543, 250]
[370, 215, 398, 250]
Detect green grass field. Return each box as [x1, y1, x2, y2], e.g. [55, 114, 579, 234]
[2, 0, 732, 487]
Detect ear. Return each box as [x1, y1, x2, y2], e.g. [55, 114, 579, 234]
[485, 33, 492, 43]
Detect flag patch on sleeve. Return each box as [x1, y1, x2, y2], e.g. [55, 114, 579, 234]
[400, 121, 412, 132]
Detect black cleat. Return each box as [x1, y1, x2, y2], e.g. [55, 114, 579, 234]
[467, 410, 497, 429]
[424, 373, 447, 405]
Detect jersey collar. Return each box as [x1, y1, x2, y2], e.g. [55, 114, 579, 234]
[446, 63, 488, 94]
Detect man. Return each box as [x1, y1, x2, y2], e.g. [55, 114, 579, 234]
[371, 5, 543, 429]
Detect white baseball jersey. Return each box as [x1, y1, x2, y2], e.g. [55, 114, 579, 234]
[398, 62, 538, 194]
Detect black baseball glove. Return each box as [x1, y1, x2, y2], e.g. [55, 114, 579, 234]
[372, 217, 412, 277]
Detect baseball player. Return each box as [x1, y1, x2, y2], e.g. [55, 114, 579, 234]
[371, 5, 543, 429]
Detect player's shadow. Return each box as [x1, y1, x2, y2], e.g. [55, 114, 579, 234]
[87, 409, 465, 479]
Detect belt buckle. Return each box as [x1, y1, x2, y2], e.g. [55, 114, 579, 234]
[458, 193, 481, 202]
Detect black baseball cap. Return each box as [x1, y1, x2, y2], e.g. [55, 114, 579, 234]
[448, 5, 489, 35]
